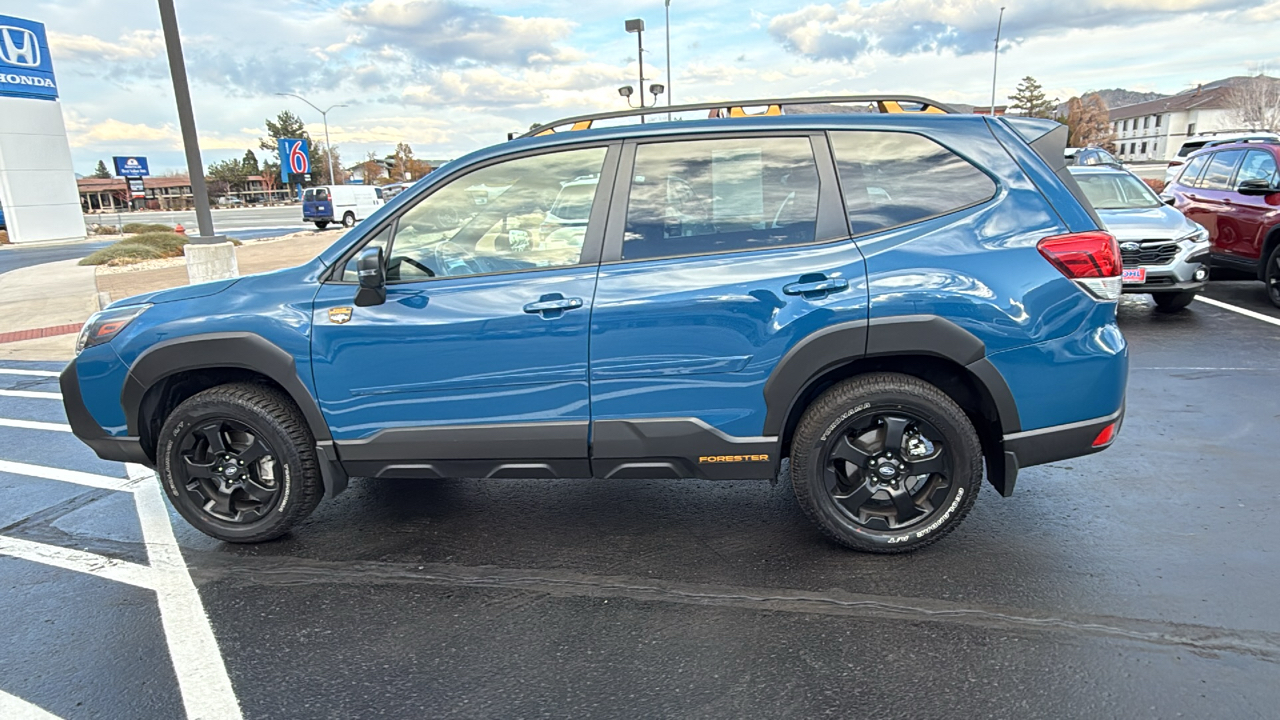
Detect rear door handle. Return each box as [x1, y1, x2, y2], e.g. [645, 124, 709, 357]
[523, 295, 584, 317]
[783, 277, 849, 297]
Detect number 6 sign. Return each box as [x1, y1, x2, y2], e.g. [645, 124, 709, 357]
[277, 138, 309, 182]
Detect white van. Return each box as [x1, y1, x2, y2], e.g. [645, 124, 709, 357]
[302, 185, 384, 230]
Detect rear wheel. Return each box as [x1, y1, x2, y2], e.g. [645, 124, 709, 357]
[342, 212, 356, 228]
[1266, 245, 1280, 309]
[157, 383, 322, 543]
[314, 221, 329, 230]
[790, 373, 982, 553]
[1152, 291, 1197, 313]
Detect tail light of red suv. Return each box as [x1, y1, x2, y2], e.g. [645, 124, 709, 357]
[1037, 231, 1122, 301]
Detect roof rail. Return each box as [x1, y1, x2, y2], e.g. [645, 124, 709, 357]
[519, 94, 959, 139]
[1203, 136, 1280, 147]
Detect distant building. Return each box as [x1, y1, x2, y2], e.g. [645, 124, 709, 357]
[1107, 76, 1274, 162]
[972, 105, 1008, 116]
[78, 175, 290, 212]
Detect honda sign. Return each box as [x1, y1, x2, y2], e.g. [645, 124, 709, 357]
[0, 15, 56, 101]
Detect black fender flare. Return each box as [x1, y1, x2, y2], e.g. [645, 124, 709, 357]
[761, 315, 1021, 437]
[120, 332, 331, 442]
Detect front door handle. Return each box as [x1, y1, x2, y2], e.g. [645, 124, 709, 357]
[783, 276, 849, 298]
[523, 294, 584, 318]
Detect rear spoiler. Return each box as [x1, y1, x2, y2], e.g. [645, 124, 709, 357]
[1000, 117, 1104, 228]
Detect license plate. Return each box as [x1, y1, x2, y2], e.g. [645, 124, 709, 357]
[1122, 268, 1146, 284]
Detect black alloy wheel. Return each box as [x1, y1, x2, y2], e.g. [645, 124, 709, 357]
[1267, 245, 1280, 309]
[823, 412, 952, 531]
[176, 418, 282, 523]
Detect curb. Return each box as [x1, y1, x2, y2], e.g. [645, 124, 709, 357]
[0, 323, 82, 345]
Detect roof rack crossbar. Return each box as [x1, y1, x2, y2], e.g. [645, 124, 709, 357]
[520, 94, 960, 139]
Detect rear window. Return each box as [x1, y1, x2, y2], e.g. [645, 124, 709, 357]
[1198, 151, 1244, 190]
[830, 131, 996, 236]
[313, 188, 330, 202]
[1177, 141, 1207, 158]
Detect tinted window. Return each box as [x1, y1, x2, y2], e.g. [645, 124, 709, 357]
[383, 147, 606, 282]
[622, 137, 819, 261]
[1199, 150, 1244, 190]
[303, 189, 314, 202]
[1177, 141, 1206, 158]
[1236, 150, 1279, 188]
[830, 131, 996, 235]
[1178, 154, 1210, 186]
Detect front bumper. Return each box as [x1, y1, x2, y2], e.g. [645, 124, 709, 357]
[1121, 242, 1209, 294]
[60, 361, 152, 467]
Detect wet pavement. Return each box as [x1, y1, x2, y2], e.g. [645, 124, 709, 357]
[0, 281, 1277, 719]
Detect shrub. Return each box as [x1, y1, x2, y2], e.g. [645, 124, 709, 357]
[1142, 177, 1166, 194]
[92, 225, 121, 235]
[122, 222, 173, 234]
[123, 231, 191, 255]
[79, 243, 168, 266]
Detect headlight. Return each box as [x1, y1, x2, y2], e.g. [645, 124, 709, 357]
[1177, 226, 1209, 245]
[76, 304, 150, 355]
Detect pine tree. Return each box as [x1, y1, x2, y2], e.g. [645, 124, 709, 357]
[242, 149, 260, 176]
[1009, 76, 1058, 119]
[93, 160, 111, 179]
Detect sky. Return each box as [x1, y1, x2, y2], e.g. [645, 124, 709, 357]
[7, 0, 1280, 176]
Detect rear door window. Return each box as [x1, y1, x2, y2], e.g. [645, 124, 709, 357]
[1235, 150, 1279, 189]
[303, 189, 314, 202]
[621, 136, 820, 261]
[829, 131, 996, 235]
[1198, 150, 1244, 190]
[314, 188, 330, 202]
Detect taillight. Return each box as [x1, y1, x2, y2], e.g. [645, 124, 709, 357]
[1167, 160, 1184, 167]
[1037, 231, 1122, 301]
[1092, 422, 1118, 447]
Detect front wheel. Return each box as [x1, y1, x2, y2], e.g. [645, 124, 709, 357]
[157, 383, 323, 543]
[1266, 245, 1280, 309]
[314, 221, 329, 230]
[1152, 291, 1197, 313]
[790, 373, 982, 553]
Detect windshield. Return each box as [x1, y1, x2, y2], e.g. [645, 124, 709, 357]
[1075, 173, 1162, 210]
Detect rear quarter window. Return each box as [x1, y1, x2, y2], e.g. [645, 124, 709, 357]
[829, 131, 996, 236]
[1198, 150, 1244, 190]
[1177, 154, 1210, 187]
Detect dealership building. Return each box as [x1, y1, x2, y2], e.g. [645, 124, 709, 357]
[0, 14, 84, 244]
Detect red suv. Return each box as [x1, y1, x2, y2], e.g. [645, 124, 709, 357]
[1165, 139, 1280, 307]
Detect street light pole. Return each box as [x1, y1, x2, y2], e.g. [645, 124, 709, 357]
[625, 19, 646, 123]
[664, 0, 672, 115]
[276, 93, 347, 184]
[157, 0, 216, 242]
[991, 6, 1006, 116]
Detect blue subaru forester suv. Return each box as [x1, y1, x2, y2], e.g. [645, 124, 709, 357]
[62, 96, 1127, 552]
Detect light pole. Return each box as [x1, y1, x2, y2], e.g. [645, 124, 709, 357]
[990, 6, 1005, 116]
[157, 0, 217, 243]
[625, 18, 645, 122]
[276, 93, 347, 184]
[664, 0, 672, 115]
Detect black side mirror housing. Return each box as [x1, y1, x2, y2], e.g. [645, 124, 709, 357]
[1160, 194, 1176, 206]
[354, 246, 386, 307]
[1238, 178, 1279, 196]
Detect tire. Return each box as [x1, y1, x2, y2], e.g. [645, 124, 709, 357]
[1266, 245, 1280, 309]
[314, 221, 329, 230]
[342, 212, 356, 228]
[790, 373, 982, 553]
[157, 383, 323, 543]
[1152, 291, 1197, 313]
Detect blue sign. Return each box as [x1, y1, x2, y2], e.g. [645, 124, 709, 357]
[0, 15, 57, 101]
[278, 138, 309, 182]
[113, 156, 150, 178]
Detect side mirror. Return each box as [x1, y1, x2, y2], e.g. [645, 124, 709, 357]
[354, 246, 386, 307]
[1160, 194, 1176, 206]
[1238, 178, 1279, 196]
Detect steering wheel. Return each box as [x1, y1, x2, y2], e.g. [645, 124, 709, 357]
[771, 191, 796, 229]
[432, 205, 463, 229]
[431, 240, 481, 277]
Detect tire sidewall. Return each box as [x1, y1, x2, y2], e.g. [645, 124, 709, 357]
[342, 213, 355, 228]
[797, 389, 979, 551]
[159, 398, 304, 542]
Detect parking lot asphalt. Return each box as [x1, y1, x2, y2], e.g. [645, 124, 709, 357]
[1, 283, 1278, 719]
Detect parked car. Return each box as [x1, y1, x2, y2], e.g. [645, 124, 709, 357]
[302, 185, 384, 230]
[1165, 131, 1280, 185]
[1065, 146, 1122, 168]
[62, 94, 1128, 553]
[1069, 165, 1209, 311]
[1163, 138, 1280, 307]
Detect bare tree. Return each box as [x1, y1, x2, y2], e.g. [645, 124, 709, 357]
[1226, 74, 1280, 131]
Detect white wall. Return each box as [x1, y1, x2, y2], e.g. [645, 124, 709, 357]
[0, 96, 84, 244]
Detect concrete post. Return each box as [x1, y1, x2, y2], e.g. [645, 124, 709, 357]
[183, 242, 238, 285]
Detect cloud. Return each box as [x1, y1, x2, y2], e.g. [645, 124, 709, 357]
[62, 113, 259, 151]
[48, 29, 165, 62]
[341, 0, 576, 67]
[768, 0, 1255, 62]
[401, 63, 630, 110]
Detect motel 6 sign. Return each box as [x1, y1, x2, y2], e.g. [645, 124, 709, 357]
[278, 138, 309, 182]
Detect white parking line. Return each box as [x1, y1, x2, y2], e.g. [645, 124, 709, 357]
[0, 418, 71, 432]
[0, 690, 63, 719]
[0, 535, 153, 589]
[0, 369, 61, 378]
[128, 464, 244, 720]
[1195, 295, 1280, 328]
[0, 459, 138, 492]
[0, 390, 61, 400]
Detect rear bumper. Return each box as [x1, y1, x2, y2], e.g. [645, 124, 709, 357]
[60, 361, 152, 467]
[1002, 405, 1123, 471]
